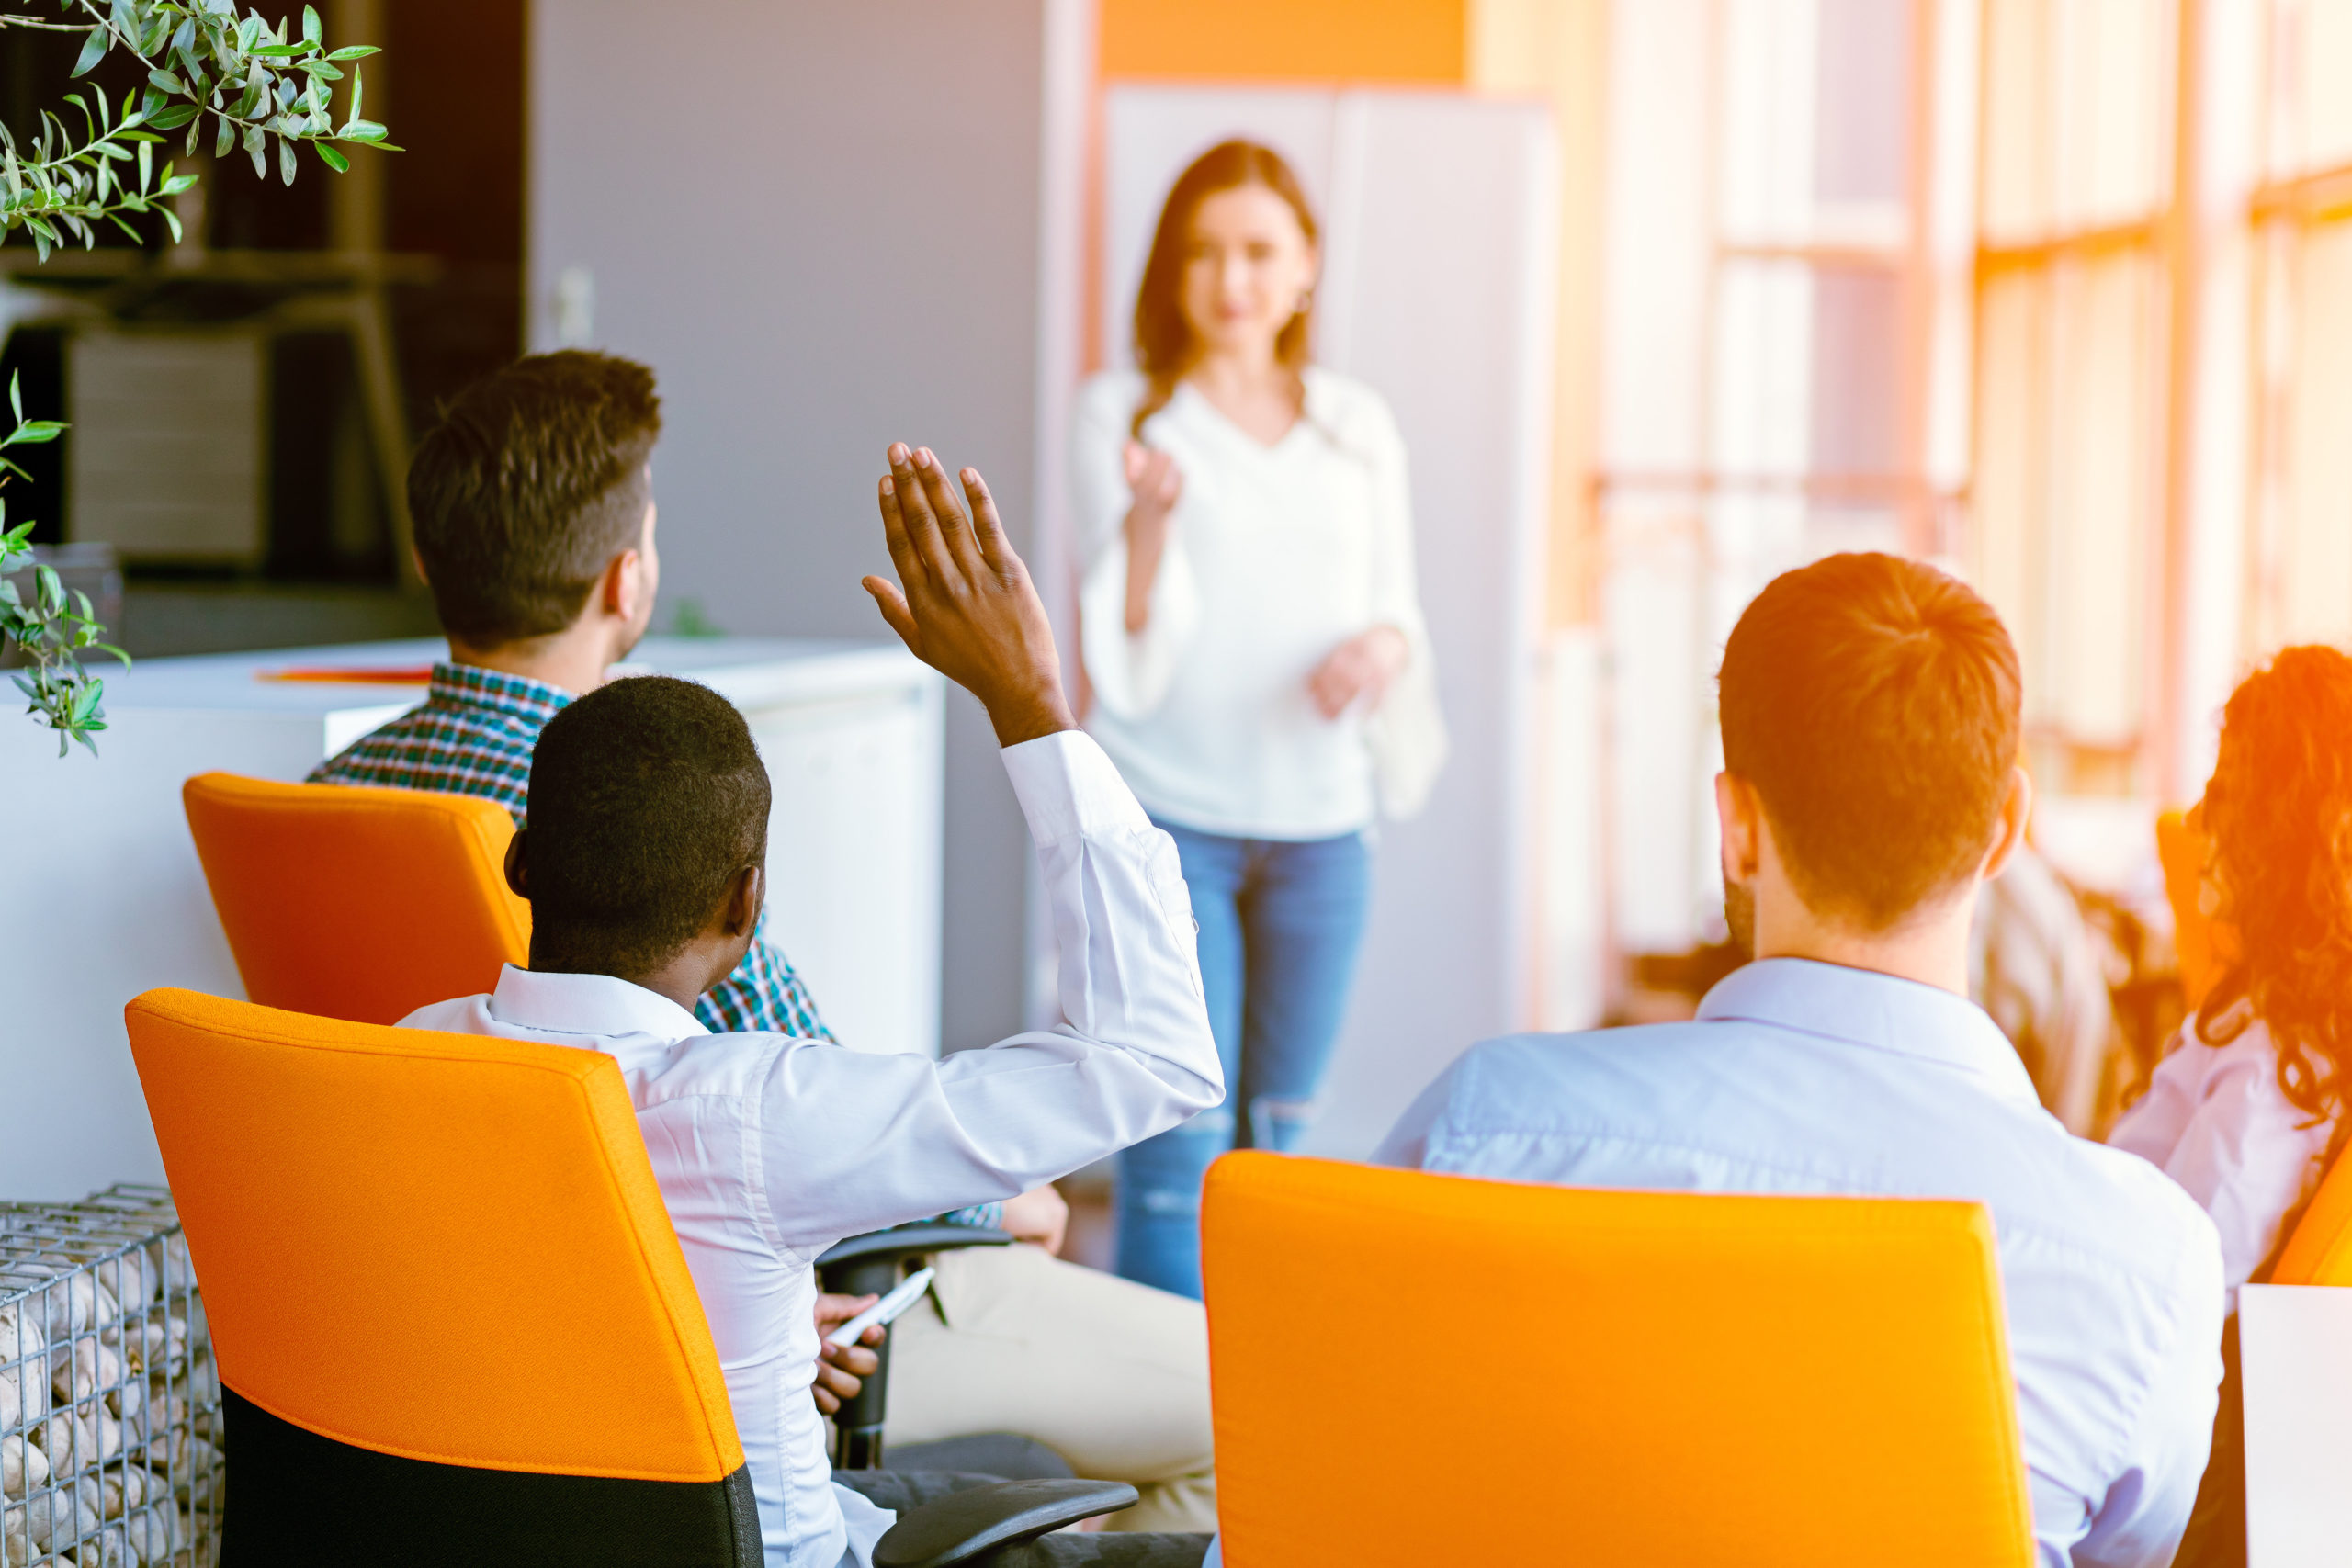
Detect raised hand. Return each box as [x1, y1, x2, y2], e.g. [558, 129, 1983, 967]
[1123, 441, 1183, 522]
[863, 444, 1077, 748]
[1121, 442, 1183, 635]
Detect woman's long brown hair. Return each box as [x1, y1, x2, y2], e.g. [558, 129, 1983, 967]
[2196, 646, 2352, 1157]
[1129, 140, 1320, 441]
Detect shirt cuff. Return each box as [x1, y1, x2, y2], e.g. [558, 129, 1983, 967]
[1000, 728, 1151, 844]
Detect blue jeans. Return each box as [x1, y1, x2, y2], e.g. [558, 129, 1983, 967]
[1115, 819, 1373, 1299]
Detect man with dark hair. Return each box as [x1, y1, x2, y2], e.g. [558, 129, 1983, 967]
[319, 356, 1222, 1530]
[405, 446, 1223, 1568]
[312, 349, 829, 1039]
[1378, 553, 2223, 1567]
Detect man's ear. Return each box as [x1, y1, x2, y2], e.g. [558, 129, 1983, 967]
[410, 546, 431, 586]
[504, 829, 530, 900]
[1978, 763, 2034, 884]
[1715, 771, 1762, 886]
[724, 864, 764, 938]
[599, 546, 644, 623]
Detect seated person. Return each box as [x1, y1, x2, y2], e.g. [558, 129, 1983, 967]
[2109, 644, 2352, 1303]
[1377, 553, 2225, 1568]
[2107, 645, 2352, 1565]
[405, 443, 1219, 1567]
[317, 353, 1216, 1529]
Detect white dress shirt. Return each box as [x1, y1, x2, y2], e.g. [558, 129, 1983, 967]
[2109, 1009, 2336, 1313]
[1072, 367, 1445, 836]
[1377, 959, 2224, 1568]
[401, 731, 1221, 1568]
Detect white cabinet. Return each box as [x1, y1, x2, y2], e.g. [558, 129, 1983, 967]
[0, 636, 943, 1199]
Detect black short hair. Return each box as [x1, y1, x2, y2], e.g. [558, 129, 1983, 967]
[523, 675, 770, 977]
[408, 351, 662, 646]
[1718, 552, 2021, 929]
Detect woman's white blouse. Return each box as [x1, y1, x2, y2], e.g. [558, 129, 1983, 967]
[2109, 1009, 2337, 1312]
[1072, 367, 1445, 840]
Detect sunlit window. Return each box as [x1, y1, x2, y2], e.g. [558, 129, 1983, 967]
[2249, 0, 2352, 652]
[1970, 0, 2175, 794]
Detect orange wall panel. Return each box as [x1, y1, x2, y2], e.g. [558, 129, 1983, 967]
[1101, 0, 1468, 84]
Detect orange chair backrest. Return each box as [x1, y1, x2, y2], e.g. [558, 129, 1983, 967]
[1202, 1153, 2035, 1568]
[184, 772, 530, 1025]
[2273, 1142, 2352, 1286]
[123, 987, 742, 1481]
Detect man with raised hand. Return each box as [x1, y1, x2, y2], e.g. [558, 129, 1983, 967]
[406, 446, 1222, 1568]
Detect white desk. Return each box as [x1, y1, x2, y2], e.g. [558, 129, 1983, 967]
[2242, 1282, 2352, 1565]
[0, 637, 943, 1200]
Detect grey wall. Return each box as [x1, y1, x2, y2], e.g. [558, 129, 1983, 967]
[529, 0, 1051, 1050]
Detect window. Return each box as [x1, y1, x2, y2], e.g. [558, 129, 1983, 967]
[2248, 0, 2352, 652]
[1970, 0, 2176, 794]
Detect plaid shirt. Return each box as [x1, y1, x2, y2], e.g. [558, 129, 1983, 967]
[312, 661, 1003, 1233]
[311, 660, 833, 1041]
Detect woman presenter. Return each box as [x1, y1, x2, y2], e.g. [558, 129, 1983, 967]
[1072, 139, 1446, 1298]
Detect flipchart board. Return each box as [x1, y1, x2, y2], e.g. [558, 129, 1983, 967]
[1093, 87, 1559, 1156]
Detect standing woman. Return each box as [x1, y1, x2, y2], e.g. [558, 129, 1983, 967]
[1072, 140, 1446, 1299]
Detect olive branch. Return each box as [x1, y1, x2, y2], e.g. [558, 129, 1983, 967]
[0, 0, 394, 258]
[0, 372, 123, 754]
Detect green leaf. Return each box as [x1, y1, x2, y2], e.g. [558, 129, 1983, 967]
[243, 121, 264, 180]
[324, 45, 378, 62]
[147, 69, 188, 96]
[302, 5, 321, 44]
[160, 204, 182, 243]
[277, 134, 293, 186]
[247, 42, 311, 59]
[339, 120, 385, 142]
[349, 65, 362, 126]
[10, 424, 64, 446]
[214, 113, 233, 159]
[313, 141, 347, 173]
[71, 27, 110, 78]
[160, 174, 197, 196]
[11, 370, 22, 423]
[172, 16, 197, 60]
[145, 103, 197, 130]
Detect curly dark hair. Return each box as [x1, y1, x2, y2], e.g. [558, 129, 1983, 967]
[2195, 645, 2352, 1136]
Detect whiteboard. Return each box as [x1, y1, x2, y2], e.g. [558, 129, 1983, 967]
[1095, 87, 1559, 1156]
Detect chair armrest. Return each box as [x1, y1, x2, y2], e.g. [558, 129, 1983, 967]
[874, 1479, 1141, 1568]
[818, 1225, 1013, 1271]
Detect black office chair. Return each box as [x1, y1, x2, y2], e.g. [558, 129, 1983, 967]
[820, 1222, 1019, 1470]
[819, 1225, 1135, 1568]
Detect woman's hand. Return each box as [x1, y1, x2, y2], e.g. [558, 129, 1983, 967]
[1001, 1184, 1070, 1257]
[810, 1292, 885, 1417]
[1122, 442, 1183, 634]
[1307, 626, 1409, 720]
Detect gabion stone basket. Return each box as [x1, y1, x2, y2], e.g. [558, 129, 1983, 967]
[1, 1185, 220, 1567]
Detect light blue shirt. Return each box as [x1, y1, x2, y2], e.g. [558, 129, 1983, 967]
[1376, 958, 2224, 1568]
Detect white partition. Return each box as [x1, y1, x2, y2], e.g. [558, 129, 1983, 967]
[0, 637, 941, 1200]
[1094, 88, 1561, 1156]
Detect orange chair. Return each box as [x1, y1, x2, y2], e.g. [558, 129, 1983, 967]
[2272, 1143, 2352, 1287]
[1201, 1152, 2036, 1567]
[183, 773, 530, 1024]
[124, 987, 1129, 1566]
